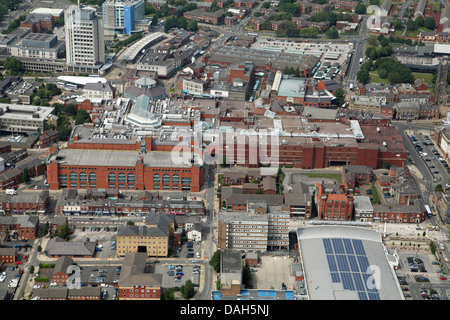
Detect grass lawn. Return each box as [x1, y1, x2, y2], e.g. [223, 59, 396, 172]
[369, 71, 390, 84]
[302, 173, 342, 184]
[394, 29, 404, 36]
[405, 30, 420, 38]
[412, 72, 434, 84]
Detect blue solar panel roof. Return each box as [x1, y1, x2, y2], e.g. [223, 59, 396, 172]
[323, 237, 379, 300]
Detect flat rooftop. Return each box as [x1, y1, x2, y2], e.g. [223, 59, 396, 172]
[277, 78, 306, 98]
[51, 149, 198, 168]
[0, 104, 54, 121]
[296, 225, 404, 300]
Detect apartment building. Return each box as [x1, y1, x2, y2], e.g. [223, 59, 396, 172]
[102, 0, 145, 35]
[0, 104, 55, 134]
[65, 5, 105, 74]
[118, 252, 162, 300]
[218, 202, 289, 251]
[116, 214, 173, 257]
[183, 9, 226, 25]
[0, 215, 40, 240]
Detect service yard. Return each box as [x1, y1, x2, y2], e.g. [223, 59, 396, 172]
[250, 255, 296, 291]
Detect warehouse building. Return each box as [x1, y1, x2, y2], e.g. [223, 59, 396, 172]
[296, 225, 403, 300]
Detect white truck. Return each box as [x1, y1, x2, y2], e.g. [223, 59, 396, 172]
[6, 189, 17, 195]
[8, 279, 18, 288]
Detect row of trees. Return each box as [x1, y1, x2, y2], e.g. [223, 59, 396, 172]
[164, 16, 198, 33]
[357, 58, 415, 85]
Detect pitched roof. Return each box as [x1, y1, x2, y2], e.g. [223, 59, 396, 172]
[45, 236, 96, 257]
[118, 252, 163, 287]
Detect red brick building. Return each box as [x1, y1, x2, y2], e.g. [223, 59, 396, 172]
[0, 248, 16, 264]
[36, 130, 59, 149]
[51, 257, 73, 285]
[20, 13, 55, 33]
[0, 215, 40, 240]
[118, 253, 162, 300]
[315, 182, 354, 221]
[46, 148, 204, 192]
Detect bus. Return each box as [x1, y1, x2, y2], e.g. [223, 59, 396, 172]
[424, 205, 432, 217]
[248, 33, 258, 37]
[65, 83, 78, 90]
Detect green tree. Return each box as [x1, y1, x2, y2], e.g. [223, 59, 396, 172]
[388, 71, 403, 84]
[4, 57, 23, 74]
[58, 125, 72, 141]
[150, 15, 158, 27]
[378, 68, 388, 79]
[181, 280, 195, 299]
[334, 88, 346, 106]
[22, 168, 30, 183]
[299, 27, 318, 38]
[357, 68, 370, 84]
[58, 223, 71, 239]
[43, 222, 49, 236]
[209, 250, 221, 273]
[261, 19, 271, 30]
[424, 17, 435, 30]
[326, 26, 339, 39]
[355, 2, 366, 14]
[186, 19, 198, 31]
[75, 109, 92, 125]
[406, 19, 417, 31]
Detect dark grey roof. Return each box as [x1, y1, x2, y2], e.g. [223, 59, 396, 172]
[45, 236, 96, 257]
[53, 256, 74, 275]
[118, 252, 163, 287]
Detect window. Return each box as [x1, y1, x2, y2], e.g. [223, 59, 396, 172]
[153, 174, 160, 184]
[181, 177, 191, 184]
[108, 173, 116, 182]
[89, 172, 97, 182]
[128, 173, 135, 183]
[70, 172, 77, 181]
[163, 174, 170, 184]
[172, 174, 179, 184]
[79, 172, 87, 182]
[59, 175, 68, 181]
[118, 173, 126, 183]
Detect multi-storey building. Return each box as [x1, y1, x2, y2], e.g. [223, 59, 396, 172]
[116, 212, 174, 258]
[8, 33, 65, 60]
[47, 147, 204, 192]
[0, 104, 55, 134]
[0, 215, 40, 240]
[0, 190, 49, 215]
[65, 5, 105, 74]
[218, 202, 289, 251]
[118, 252, 162, 300]
[102, 0, 145, 35]
[315, 182, 354, 221]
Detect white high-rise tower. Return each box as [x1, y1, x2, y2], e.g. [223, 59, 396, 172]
[65, 5, 105, 73]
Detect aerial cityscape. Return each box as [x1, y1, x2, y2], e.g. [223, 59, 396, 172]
[0, 0, 449, 305]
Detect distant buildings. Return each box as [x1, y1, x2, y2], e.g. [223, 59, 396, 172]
[65, 5, 105, 74]
[102, 0, 145, 35]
